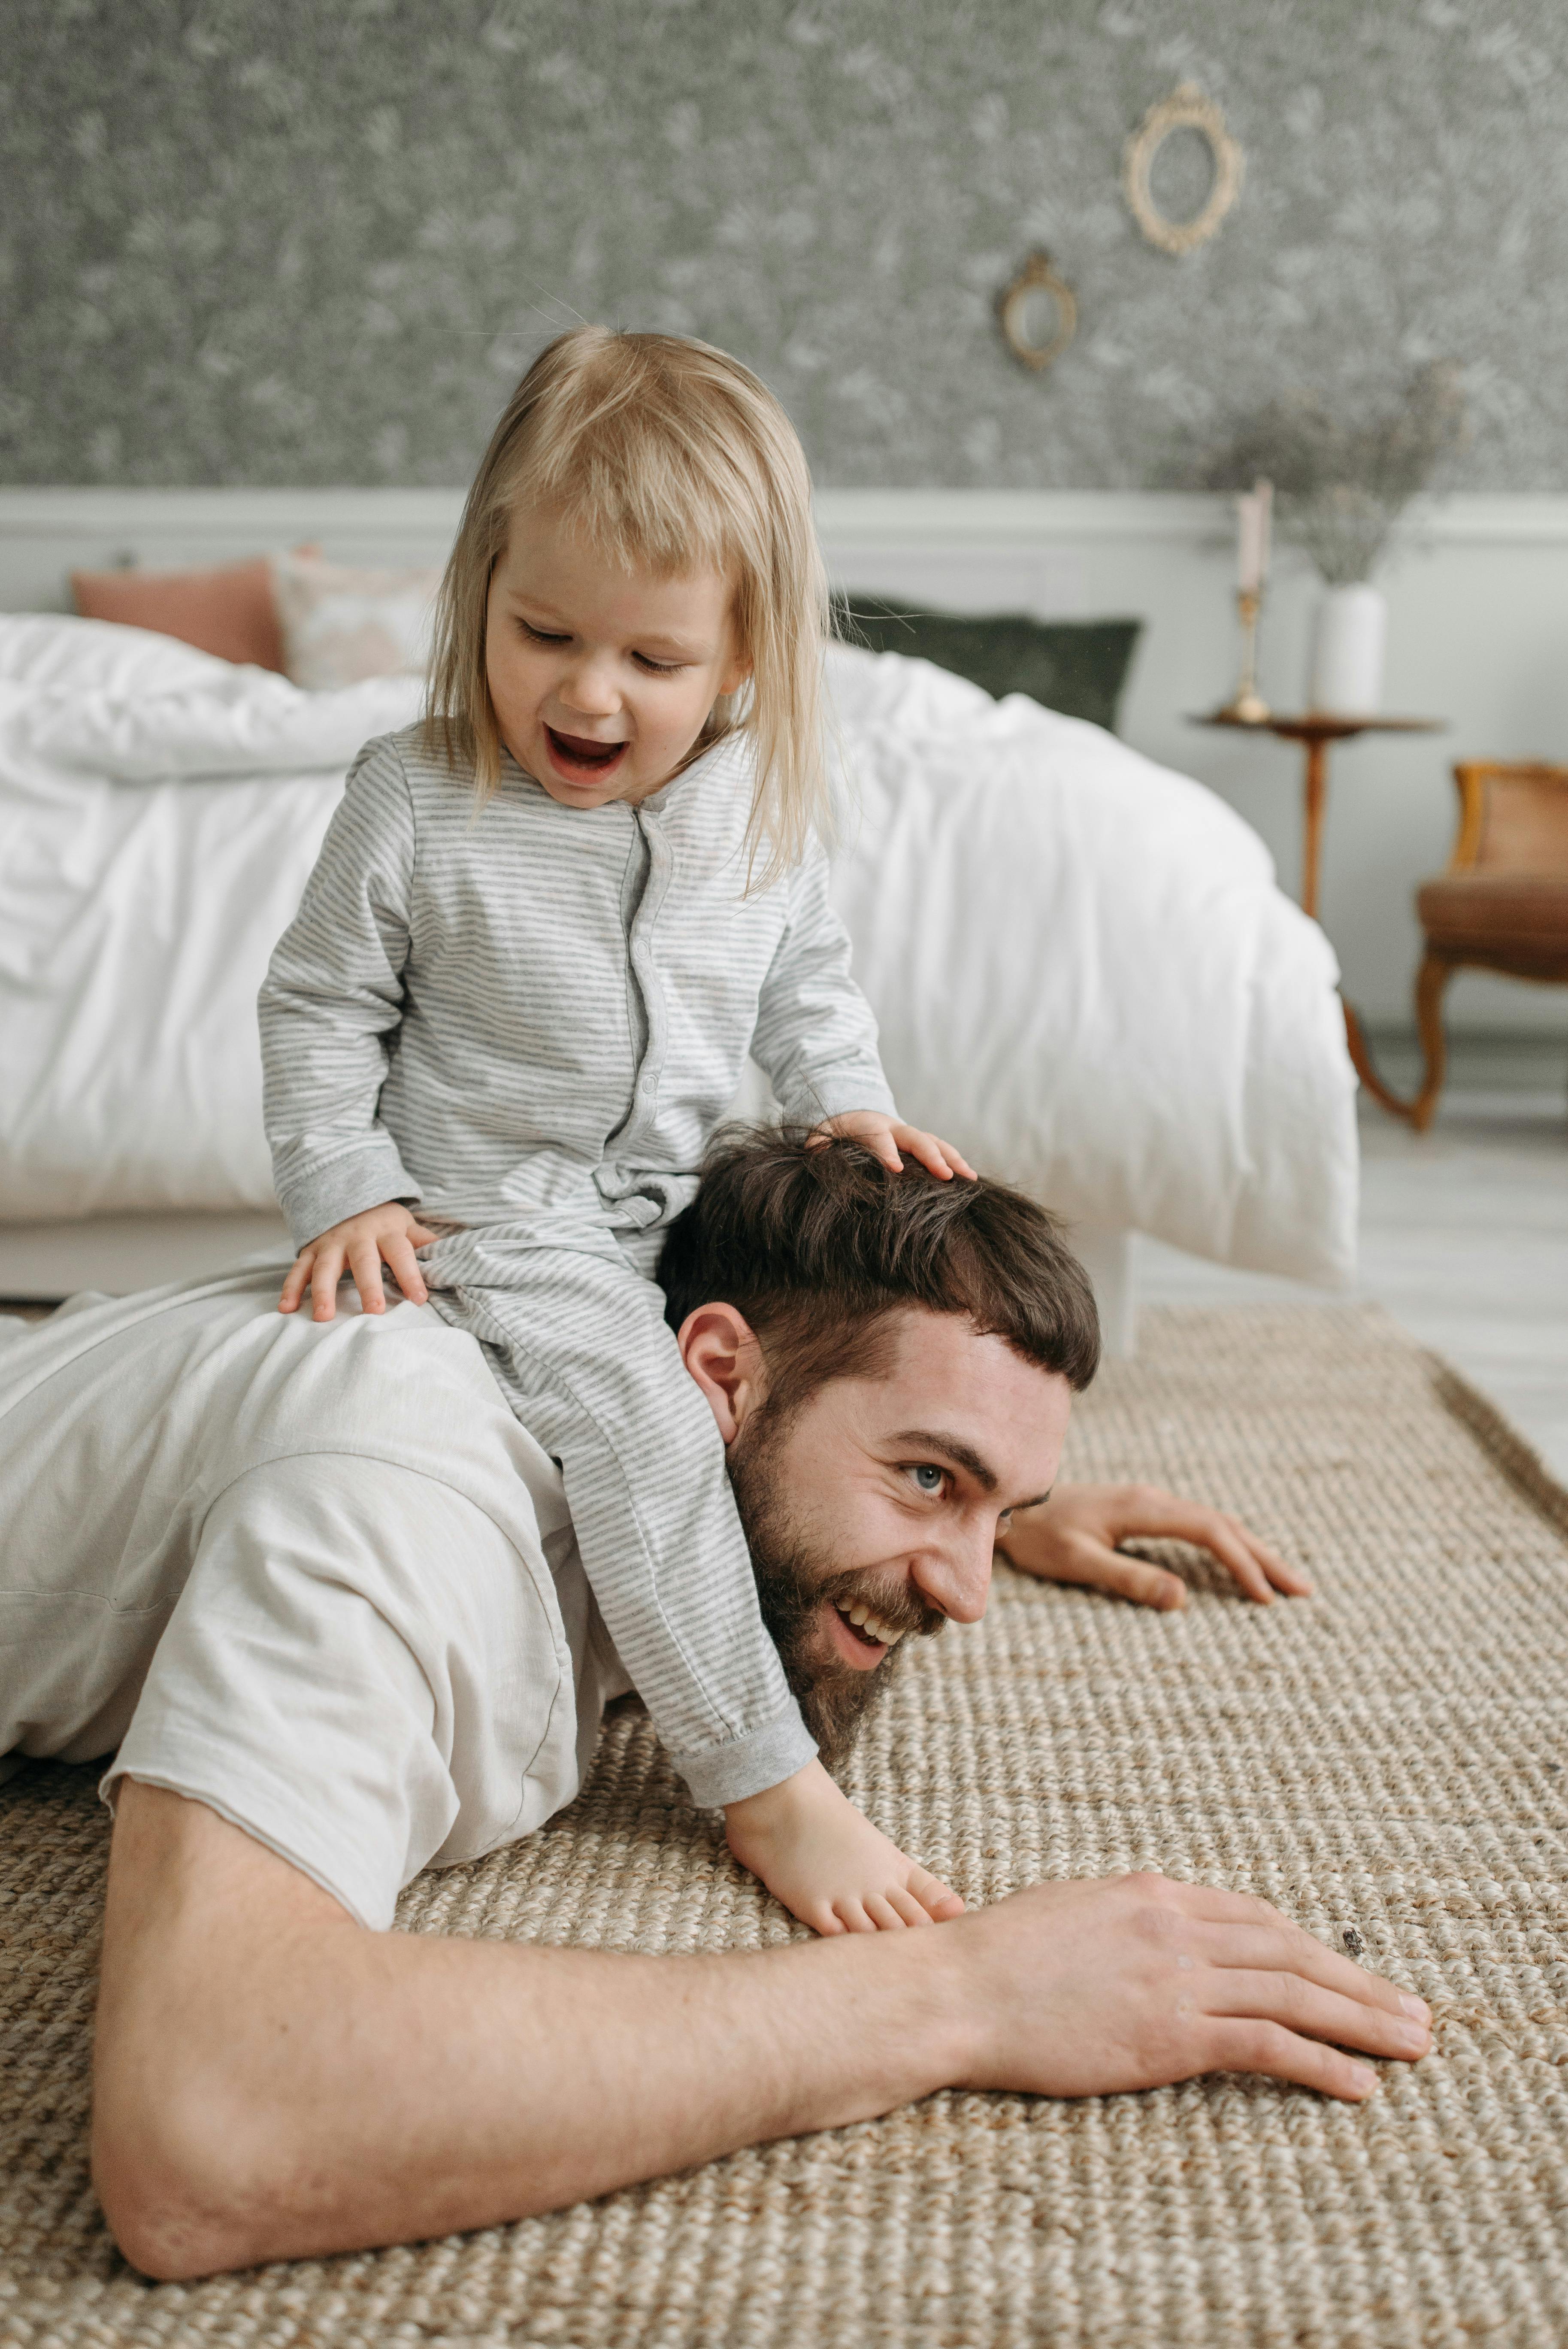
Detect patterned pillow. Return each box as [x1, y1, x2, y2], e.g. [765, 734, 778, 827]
[272, 550, 442, 691]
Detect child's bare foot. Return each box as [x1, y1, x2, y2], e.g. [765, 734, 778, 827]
[723, 1759, 965, 1935]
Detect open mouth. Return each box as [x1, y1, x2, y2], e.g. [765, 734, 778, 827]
[545, 725, 628, 782]
[831, 1597, 905, 1658]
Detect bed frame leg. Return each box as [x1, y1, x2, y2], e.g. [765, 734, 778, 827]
[1074, 1226, 1136, 1358]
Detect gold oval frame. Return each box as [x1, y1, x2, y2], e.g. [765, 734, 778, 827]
[1122, 82, 1244, 257]
[997, 250, 1077, 373]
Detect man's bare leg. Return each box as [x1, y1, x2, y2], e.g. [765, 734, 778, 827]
[92, 1782, 1432, 2281]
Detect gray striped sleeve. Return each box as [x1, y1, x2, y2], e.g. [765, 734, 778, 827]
[749, 845, 897, 1127]
[259, 736, 423, 1247]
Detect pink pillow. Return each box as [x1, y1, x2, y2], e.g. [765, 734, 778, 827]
[70, 551, 317, 673]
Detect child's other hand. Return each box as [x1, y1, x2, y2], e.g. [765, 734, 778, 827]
[811, 1110, 976, 1182]
[724, 1759, 966, 1935]
[278, 1202, 439, 1322]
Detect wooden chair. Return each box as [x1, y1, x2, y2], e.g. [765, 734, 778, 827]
[1409, 761, 1568, 1130]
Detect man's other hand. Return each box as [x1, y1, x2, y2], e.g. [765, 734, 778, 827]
[998, 1481, 1311, 1609]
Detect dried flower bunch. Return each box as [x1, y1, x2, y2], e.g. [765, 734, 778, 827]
[1209, 363, 1466, 585]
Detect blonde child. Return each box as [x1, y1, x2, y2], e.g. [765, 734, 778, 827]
[260, 328, 974, 1935]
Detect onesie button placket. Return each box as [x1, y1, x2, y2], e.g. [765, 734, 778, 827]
[617, 806, 675, 1166]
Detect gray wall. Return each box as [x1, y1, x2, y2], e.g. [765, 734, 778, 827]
[6, 0, 1568, 491]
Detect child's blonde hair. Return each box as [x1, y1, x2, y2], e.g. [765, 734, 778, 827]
[425, 326, 831, 885]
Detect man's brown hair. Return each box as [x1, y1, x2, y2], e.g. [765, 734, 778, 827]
[659, 1128, 1100, 1412]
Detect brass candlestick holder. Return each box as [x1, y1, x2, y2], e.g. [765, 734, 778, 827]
[1213, 587, 1270, 723]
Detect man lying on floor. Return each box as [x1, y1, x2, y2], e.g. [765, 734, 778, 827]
[0, 1129, 1431, 2281]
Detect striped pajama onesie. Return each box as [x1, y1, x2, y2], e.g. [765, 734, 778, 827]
[259, 724, 897, 1808]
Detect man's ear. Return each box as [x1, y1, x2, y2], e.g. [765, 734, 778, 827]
[677, 1302, 767, 1446]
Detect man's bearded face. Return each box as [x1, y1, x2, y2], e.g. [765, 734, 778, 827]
[726, 1400, 947, 1773]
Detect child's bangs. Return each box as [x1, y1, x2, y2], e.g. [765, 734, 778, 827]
[511, 415, 742, 588]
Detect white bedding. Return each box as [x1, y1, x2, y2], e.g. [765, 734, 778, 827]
[0, 615, 1357, 1282]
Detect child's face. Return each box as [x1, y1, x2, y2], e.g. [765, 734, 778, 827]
[485, 503, 750, 809]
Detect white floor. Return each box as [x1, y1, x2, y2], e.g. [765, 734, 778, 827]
[1135, 1033, 1568, 1485]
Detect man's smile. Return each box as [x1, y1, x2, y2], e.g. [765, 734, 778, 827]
[825, 1595, 908, 1668]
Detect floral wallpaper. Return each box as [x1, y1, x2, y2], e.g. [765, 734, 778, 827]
[4, 0, 1567, 489]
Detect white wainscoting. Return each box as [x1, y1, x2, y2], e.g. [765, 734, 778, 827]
[5, 485, 1566, 1033]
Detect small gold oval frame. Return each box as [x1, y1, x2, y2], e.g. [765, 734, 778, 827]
[1122, 82, 1244, 257]
[997, 250, 1077, 373]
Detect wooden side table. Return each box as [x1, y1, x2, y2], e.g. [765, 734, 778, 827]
[1189, 711, 1447, 1121]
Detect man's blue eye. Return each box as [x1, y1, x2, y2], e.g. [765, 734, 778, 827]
[911, 1464, 944, 1494]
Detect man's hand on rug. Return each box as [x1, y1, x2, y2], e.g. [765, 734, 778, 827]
[948, 1873, 1430, 2102]
[997, 1482, 1311, 1609]
[724, 1758, 966, 1935]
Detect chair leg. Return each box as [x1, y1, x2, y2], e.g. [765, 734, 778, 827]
[1410, 953, 1452, 1132]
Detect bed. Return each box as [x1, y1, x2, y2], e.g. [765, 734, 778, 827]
[0, 612, 1358, 1340]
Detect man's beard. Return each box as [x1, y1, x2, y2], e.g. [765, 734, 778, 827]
[726, 1405, 947, 1775]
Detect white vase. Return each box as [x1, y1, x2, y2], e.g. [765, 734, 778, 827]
[1307, 582, 1387, 715]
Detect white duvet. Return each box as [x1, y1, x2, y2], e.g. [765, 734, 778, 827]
[0, 615, 1356, 1282]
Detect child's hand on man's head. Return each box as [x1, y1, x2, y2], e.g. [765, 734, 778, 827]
[810, 1111, 977, 1183]
[278, 1202, 439, 1322]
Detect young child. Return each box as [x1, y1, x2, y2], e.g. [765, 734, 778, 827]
[260, 327, 975, 1936]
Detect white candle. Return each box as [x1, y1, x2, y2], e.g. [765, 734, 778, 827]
[1253, 476, 1272, 589]
[1237, 491, 1262, 592]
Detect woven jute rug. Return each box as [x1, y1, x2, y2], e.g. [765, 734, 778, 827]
[5, 1302, 1568, 2349]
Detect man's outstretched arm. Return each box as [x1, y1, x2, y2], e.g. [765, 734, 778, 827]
[93, 1781, 1430, 2282]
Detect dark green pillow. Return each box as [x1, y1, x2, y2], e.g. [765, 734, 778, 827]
[833, 595, 1142, 734]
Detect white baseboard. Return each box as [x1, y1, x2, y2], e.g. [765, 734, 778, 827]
[4, 488, 1566, 614]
